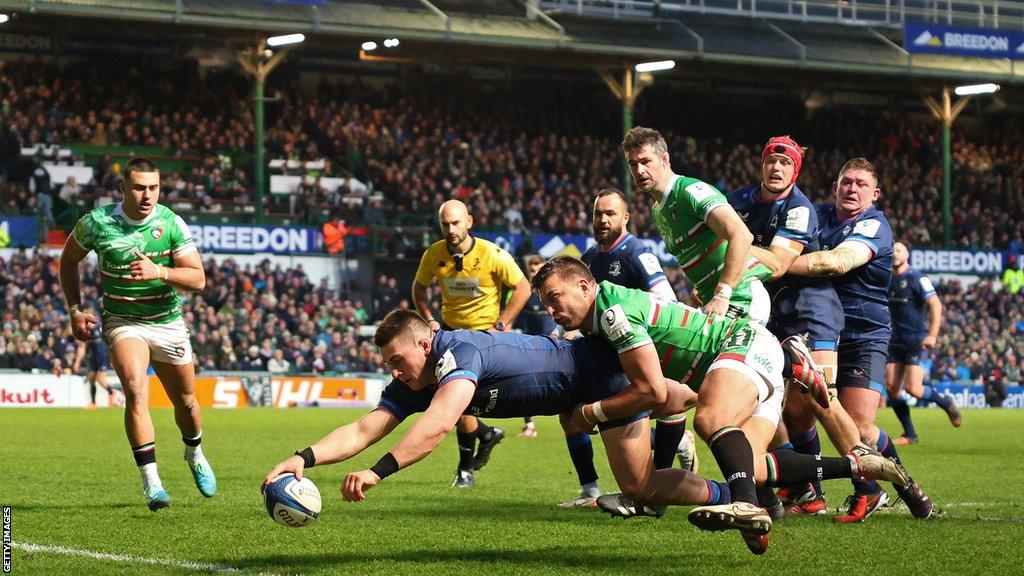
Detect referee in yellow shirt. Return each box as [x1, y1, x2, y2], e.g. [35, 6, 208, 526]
[412, 199, 531, 487]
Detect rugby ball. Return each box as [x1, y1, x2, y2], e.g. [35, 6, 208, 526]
[263, 473, 322, 527]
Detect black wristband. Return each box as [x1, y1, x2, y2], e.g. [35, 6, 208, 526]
[295, 447, 316, 468]
[369, 452, 400, 480]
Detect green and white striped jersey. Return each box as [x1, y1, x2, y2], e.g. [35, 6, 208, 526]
[591, 281, 752, 391]
[72, 203, 196, 323]
[652, 175, 772, 312]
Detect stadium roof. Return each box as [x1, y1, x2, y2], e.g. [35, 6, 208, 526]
[0, 0, 1020, 84]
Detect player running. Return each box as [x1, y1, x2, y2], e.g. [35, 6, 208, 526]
[59, 157, 216, 511]
[532, 257, 910, 554]
[886, 241, 960, 444]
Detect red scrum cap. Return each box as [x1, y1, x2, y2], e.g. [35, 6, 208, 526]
[761, 135, 805, 185]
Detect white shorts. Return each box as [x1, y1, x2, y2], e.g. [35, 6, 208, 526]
[706, 323, 784, 427]
[748, 278, 771, 326]
[103, 315, 194, 366]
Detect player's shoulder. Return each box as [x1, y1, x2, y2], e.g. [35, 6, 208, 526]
[83, 203, 116, 223]
[726, 183, 758, 207]
[619, 233, 652, 256]
[676, 176, 721, 198]
[581, 243, 598, 262]
[786, 186, 816, 209]
[422, 240, 448, 258]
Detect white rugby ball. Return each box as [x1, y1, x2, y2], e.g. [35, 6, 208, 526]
[263, 473, 322, 527]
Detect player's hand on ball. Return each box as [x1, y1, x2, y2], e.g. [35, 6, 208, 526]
[922, 335, 937, 349]
[70, 310, 98, 341]
[342, 470, 380, 501]
[262, 455, 305, 492]
[130, 249, 161, 281]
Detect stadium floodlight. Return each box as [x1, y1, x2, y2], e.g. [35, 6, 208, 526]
[954, 83, 1000, 96]
[634, 60, 675, 73]
[266, 33, 305, 47]
[362, 41, 378, 51]
[0, 14, 9, 24]
[383, 38, 400, 48]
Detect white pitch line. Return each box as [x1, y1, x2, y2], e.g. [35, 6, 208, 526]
[12, 542, 294, 576]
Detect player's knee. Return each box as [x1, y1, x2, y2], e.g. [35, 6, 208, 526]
[692, 411, 723, 442]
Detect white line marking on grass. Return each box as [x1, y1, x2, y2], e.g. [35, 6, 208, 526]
[12, 542, 295, 576]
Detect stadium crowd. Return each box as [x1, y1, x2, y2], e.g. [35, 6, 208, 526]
[1, 56, 1022, 380]
[2, 57, 1023, 251]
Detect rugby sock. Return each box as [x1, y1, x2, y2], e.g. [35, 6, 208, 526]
[183, 432, 203, 463]
[705, 480, 731, 505]
[581, 481, 600, 499]
[790, 427, 824, 496]
[132, 442, 161, 489]
[89, 382, 97, 404]
[653, 416, 686, 470]
[888, 392, 918, 439]
[456, 431, 476, 471]
[476, 421, 496, 442]
[707, 426, 758, 504]
[765, 450, 852, 484]
[921, 385, 954, 411]
[566, 433, 598, 487]
[876, 429, 902, 463]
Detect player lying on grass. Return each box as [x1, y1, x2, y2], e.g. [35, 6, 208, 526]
[531, 256, 911, 554]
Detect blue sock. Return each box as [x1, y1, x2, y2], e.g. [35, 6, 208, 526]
[566, 433, 598, 486]
[790, 428, 823, 496]
[705, 480, 732, 505]
[776, 441, 794, 452]
[889, 392, 918, 439]
[922, 385, 953, 410]
[876, 429, 901, 463]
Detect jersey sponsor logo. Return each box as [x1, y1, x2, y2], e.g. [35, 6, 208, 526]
[151, 226, 164, 240]
[435, 349, 458, 381]
[685, 181, 715, 203]
[852, 219, 881, 238]
[608, 261, 622, 277]
[786, 206, 810, 232]
[442, 277, 483, 298]
[638, 252, 662, 276]
[601, 304, 634, 343]
[920, 277, 935, 293]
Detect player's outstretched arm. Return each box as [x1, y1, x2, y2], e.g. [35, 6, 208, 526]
[261, 408, 399, 490]
[750, 240, 804, 280]
[342, 379, 474, 501]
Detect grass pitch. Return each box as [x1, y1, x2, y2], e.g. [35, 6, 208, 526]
[3, 407, 1023, 575]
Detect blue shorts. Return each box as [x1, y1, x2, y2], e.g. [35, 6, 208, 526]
[837, 338, 888, 394]
[574, 337, 650, 431]
[87, 349, 110, 372]
[887, 337, 924, 366]
[766, 284, 844, 351]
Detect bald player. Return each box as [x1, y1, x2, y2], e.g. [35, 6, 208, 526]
[412, 199, 532, 487]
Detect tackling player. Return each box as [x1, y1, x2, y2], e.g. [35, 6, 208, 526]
[532, 257, 910, 553]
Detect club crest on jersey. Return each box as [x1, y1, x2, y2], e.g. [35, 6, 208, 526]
[609, 261, 622, 276]
[151, 227, 164, 240]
